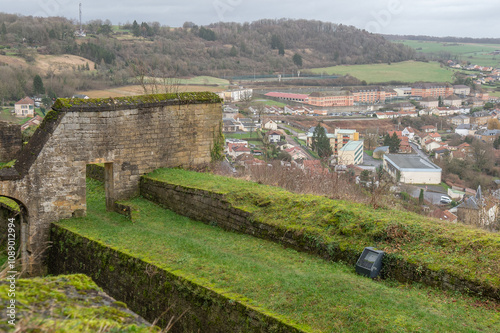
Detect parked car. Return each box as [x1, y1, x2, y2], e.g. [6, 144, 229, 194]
[440, 196, 452, 204]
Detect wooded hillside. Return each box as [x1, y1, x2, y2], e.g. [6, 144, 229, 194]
[0, 14, 416, 99]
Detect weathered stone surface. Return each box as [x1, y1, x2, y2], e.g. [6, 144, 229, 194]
[0, 121, 22, 162]
[0, 94, 222, 274]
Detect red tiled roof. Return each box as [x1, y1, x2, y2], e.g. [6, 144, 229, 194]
[265, 92, 309, 100]
[233, 146, 251, 152]
[16, 97, 35, 105]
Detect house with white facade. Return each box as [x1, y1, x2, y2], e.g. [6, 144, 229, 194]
[15, 97, 35, 117]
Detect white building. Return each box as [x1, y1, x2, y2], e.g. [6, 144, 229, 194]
[263, 120, 278, 131]
[14, 97, 35, 117]
[383, 154, 442, 184]
[338, 140, 364, 165]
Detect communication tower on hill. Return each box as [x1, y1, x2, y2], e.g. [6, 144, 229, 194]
[75, 3, 86, 37]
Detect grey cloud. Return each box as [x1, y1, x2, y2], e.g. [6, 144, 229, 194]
[1, 0, 499, 37]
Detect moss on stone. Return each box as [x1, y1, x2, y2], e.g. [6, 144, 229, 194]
[0, 274, 158, 332]
[52, 92, 222, 111]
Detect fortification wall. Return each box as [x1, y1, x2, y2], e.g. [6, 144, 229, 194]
[139, 176, 500, 302]
[0, 122, 22, 162]
[49, 224, 306, 333]
[0, 93, 222, 274]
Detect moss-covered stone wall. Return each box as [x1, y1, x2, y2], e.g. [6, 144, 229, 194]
[0, 93, 222, 274]
[48, 224, 306, 333]
[139, 177, 500, 301]
[0, 122, 21, 163]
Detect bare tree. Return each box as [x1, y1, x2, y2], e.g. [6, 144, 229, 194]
[131, 59, 180, 95]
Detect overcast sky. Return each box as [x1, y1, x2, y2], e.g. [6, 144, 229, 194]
[3, 0, 499, 38]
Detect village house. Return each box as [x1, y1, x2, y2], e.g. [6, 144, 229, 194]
[302, 159, 327, 174]
[387, 130, 412, 153]
[227, 145, 252, 158]
[217, 88, 253, 102]
[457, 186, 499, 232]
[266, 130, 282, 143]
[285, 146, 308, 160]
[470, 111, 493, 126]
[14, 97, 35, 117]
[431, 209, 458, 223]
[402, 127, 416, 140]
[419, 97, 439, 109]
[444, 95, 463, 107]
[467, 97, 484, 108]
[226, 138, 248, 150]
[453, 85, 471, 97]
[474, 129, 500, 143]
[423, 132, 442, 142]
[421, 125, 437, 133]
[20, 115, 43, 131]
[424, 139, 442, 152]
[223, 118, 240, 133]
[450, 115, 470, 126]
[455, 124, 478, 137]
[262, 119, 278, 131]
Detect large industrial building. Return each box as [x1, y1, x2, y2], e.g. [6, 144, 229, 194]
[383, 154, 442, 184]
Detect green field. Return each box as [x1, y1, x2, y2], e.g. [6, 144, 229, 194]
[252, 99, 287, 107]
[57, 178, 500, 333]
[398, 40, 500, 68]
[311, 61, 458, 83]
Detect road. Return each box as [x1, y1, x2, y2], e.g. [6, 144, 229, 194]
[362, 152, 382, 168]
[278, 124, 315, 159]
[405, 185, 448, 205]
[410, 142, 430, 161]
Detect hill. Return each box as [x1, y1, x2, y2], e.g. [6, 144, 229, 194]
[0, 13, 416, 100]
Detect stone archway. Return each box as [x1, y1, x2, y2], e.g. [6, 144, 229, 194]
[0, 195, 29, 275]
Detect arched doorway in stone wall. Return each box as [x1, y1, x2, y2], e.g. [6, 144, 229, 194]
[0, 196, 29, 276]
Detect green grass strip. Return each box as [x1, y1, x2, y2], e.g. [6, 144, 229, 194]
[56, 179, 500, 333]
[143, 168, 500, 290]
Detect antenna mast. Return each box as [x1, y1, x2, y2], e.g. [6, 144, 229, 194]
[79, 3, 82, 33]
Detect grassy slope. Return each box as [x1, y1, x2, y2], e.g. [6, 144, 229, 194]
[144, 169, 500, 289]
[0, 274, 157, 332]
[56, 178, 500, 333]
[398, 40, 500, 68]
[310, 60, 458, 83]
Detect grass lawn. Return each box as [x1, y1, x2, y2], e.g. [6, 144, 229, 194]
[224, 132, 263, 140]
[57, 178, 500, 333]
[311, 61, 458, 83]
[365, 150, 374, 157]
[252, 99, 287, 107]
